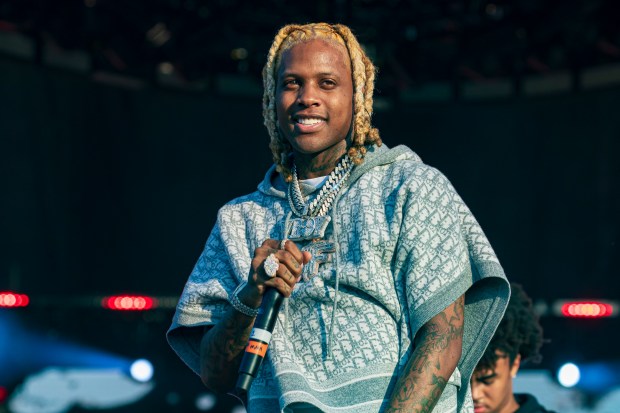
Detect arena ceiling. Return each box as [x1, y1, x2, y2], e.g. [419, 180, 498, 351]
[1, 0, 620, 97]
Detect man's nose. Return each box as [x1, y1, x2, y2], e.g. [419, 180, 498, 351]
[297, 84, 320, 107]
[471, 381, 483, 401]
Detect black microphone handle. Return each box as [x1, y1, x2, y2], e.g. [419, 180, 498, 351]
[235, 288, 285, 396]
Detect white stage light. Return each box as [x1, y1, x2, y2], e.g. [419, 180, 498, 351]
[557, 362, 580, 388]
[130, 359, 154, 382]
[195, 393, 216, 411]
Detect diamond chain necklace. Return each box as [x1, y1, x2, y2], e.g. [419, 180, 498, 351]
[288, 155, 354, 218]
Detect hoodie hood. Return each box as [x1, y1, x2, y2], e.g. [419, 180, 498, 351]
[257, 144, 423, 197]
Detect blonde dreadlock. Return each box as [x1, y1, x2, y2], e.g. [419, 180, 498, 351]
[262, 23, 382, 182]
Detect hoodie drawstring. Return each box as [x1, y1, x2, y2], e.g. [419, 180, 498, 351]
[281, 211, 293, 335]
[327, 259, 340, 358]
[326, 207, 342, 359]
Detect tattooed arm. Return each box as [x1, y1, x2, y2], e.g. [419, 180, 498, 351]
[385, 294, 465, 413]
[199, 239, 310, 393]
[199, 303, 255, 392]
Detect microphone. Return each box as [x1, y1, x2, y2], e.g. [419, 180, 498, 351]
[235, 288, 284, 396]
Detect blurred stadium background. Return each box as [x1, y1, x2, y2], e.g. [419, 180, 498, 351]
[1, 0, 619, 412]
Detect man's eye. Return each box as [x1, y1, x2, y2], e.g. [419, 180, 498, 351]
[480, 379, 493, 385]
[283, 79, 299, 88]
[321, 79, 336, 87]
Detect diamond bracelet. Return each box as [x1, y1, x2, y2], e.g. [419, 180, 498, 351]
[229, 282, 259, 317]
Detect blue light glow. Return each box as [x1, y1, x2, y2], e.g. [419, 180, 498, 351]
[573, 361, 620, 393]
[0, 312, 131, 386]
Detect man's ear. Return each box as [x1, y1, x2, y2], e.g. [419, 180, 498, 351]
[510, 354, 522, 378]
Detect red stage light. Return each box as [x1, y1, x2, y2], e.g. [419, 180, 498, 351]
[102, 295, 157, 310]
[559, 301, 615, 318]
[0, 292, 30, 307]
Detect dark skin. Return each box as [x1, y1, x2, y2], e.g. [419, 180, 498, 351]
[199, 240, 311, 392]
[276, 40, 354, 180]
[200, 39, 465, 411]
[385, 295, 465, 412]
[295, 139, 348, 179]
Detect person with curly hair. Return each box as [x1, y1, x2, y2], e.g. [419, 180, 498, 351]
[167, 22, 510, 413]
[471, 283, 555, 413]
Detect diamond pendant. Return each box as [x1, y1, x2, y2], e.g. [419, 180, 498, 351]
[286, 216, 331, 241]
[301, 240, 336, 282]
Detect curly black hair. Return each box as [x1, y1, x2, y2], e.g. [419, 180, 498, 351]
[477, 283, 545, 372]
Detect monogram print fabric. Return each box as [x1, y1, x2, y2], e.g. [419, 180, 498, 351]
[167, 145, 509, 413]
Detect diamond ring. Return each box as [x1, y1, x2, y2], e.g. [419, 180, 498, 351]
[263, 253, 279, 278]
[280, 239, 288, 250]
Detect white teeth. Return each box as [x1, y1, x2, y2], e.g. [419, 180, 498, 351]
[296, 118, 323, 125]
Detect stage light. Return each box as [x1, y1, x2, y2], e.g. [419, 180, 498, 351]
[554, 299, 616, 318]
[0, 292, 29, 307]
[557, 363, 580, 388]
[553, 361, 620, 394]
[9, 368, 153, 413]
[102, 295, 156, 311]
[195, 393, 216, 411]
[130, 359, 153, 383]
[0, 386, 7, 402]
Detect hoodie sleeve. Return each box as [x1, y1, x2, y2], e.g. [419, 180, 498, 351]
[393, 164, 509, 409]
[394, 166, 472, 336]
[166, 213, 245, 376]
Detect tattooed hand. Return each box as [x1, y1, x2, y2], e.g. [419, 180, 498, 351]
[199, 239, 310, 393]
[241, 239, 312, 309]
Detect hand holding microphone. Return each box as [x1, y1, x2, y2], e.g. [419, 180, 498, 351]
[234, 239, 311, 396]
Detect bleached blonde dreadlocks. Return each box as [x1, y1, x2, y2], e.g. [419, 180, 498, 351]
[262, 23, 382, 182]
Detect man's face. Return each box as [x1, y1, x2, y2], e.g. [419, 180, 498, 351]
[275, 38, 353, 159]
[471, 353, 521, 413]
